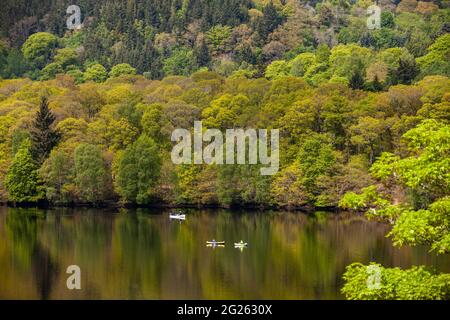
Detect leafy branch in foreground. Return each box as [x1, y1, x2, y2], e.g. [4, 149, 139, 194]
[342, 263, 450, 300]
[389, 197, 450, 254]
[340, 119, 450, 300]
[339, 119, 450, 253]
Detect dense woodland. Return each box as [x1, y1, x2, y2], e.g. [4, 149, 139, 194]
[0, 0, 449, 299]
[1, 0, 449, 80]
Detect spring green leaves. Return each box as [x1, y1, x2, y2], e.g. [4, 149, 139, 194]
[5, 139, 43, 203]
[339, 120, 450, 253]
[342, 263, 450, 300]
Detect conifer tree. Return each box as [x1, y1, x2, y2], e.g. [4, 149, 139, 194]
[396, 57, 419, 85]
[369, 75, 383, 92]
[256, 2, 283, 42]
[196, 38, 211, 67]
[350, 70, 365, 90]
[30, 96, 61, 165]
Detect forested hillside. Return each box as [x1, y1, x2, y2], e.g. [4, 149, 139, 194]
[0, 0, 449, 300]
[0, 0, 448, 207]
[0, 0, 449, 81]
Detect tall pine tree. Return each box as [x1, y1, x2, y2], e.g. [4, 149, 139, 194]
[396, 57, 419, 85]
[256, 2, 283, 43]
[350, 70, 365, 90]
[31, 96, 61, 165]
[196, 38, 211, 67]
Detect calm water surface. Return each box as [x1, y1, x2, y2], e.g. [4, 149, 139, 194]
[0, 206, 449, 299]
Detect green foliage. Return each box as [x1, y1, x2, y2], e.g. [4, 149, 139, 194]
[265, 60, 290, 80]
[84, 63, 108, 83]
[174, 165, 205, 204]
[381, 11, 395, 28]
[0, 0, 446, 85]
[392, 57, 419, 85]
[206, 25, 232, 55]
[256, 2, 284, 41]
[417, 34, 450, 78]
[53, 48, 78, 69]
[62, 31, 86, 49]
[341, 118, 450, 296]
[369, 152, 399, 181]
[74, 143, 108, 202]
[216, 164, 272, 206]
[396, 120, 449, 198]
[370, 28, 402, 50]
[271, 163, 306, 207]
[339, 190, 370, 211]
[196, 39, 211, 67]
[342, 263, 450, 300]
[40, 62, 63, 80]
[349, 70, 365, 90]
[389, 197, 450, 254]
[0, 3, 448, 214]
[66, 68, 84, 84]
[5, 139, 43, 203]
[294, 135, 338, 205]
[109, 63, 137, 78]
[163, 47, 198, 76]
[349, 116, 387, 163]
[1, 49, 29, 78]
[338, 186, 389, 211]
[329, 44, 372, 80]
[30, 96, 61, 165]
[116, 135, 161, 204]
[202, 94, 245, 129]
[37, 46, 81, 81]
[2, 0, 448, 302]
[22, 32, 58, 69]
[78, 83, 105, 118]
[377, 47, 412, 72]
[39, 148, 74, 203]
[289, 53, 316, 77]
[358, 119, 450, 204]
[0, 39, 7, 69]
[11, 130, 30, 156]
[141, 104, 165, 144]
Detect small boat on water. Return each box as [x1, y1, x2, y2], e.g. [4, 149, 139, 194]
[206, 240, 225, 246]
[234, 240, 248, 247]
[169, 212, 186, 220]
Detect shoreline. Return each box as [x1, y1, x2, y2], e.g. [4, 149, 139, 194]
[0, 200, 338, 213]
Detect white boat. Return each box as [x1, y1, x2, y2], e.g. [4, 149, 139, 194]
[206, 240, 225, 246]
[234, 241, 248, 247]
[169, 213, 186, 220]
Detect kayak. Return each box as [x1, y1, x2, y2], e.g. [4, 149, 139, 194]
[234, 241, 248, 247]
[206, 240, 225, 245]
[169, 213, 186, 220]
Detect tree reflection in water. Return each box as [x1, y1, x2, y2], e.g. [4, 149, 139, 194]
[0, 207, 448, 299]
[5, 208, 58, 299]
